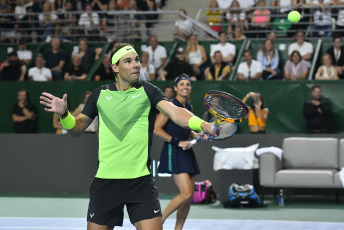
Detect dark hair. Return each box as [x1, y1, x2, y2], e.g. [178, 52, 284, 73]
[243, 49, 251, 56]
[218, 31, 227, 37]
[109, 42, 134, 77]
[251, 94, 265, 112]
[311, 85, 321, 91]
[333, 35, 341, 42]
[17, 88, 30, 102]
[290, 50, 302, 61]
[163, 85, 172, 91]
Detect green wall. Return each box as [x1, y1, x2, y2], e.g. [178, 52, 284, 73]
[1, 81, 343, 134]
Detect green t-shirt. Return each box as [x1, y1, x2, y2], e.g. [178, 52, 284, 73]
[82, 81, 166, 179]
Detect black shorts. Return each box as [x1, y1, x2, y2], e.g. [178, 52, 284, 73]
[87, 175, 162, 227]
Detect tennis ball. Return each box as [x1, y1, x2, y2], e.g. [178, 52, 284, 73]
[288, 11, 300, 23]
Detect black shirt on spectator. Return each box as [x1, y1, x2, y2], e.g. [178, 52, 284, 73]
[0, 60, 23, 81]
[303, 98, 332, 133]
[94, 64, 113, 81]
[12, 102, 37, 133]
[66, 64, 87, 77]
[164, 60, 194, 81]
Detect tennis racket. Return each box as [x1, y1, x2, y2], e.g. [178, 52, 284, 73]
[185, 90, 248, 149]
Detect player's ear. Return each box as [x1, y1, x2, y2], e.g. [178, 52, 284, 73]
[111, 64, 119, 73]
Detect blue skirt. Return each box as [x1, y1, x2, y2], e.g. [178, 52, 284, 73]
[158, 142, 200, 176]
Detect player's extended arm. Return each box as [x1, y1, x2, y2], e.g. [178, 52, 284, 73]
[40, 92, 93, 137]
[156, 100, 216, 136]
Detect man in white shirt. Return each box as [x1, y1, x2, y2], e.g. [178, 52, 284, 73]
[237, 50, 262, 80]
[288, 31, 313, 65]
[28, 54, 52, 81]
[210, 31, 236, 65]
[17, 39, 32, 65]
[78, 3, 100, 41]
[143, 35, 167, 75]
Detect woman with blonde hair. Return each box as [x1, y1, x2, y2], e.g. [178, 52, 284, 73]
[185, 34, 208, 79]
[315, 54, 339, 80]
[257, 39, 281, 80]
[226, 0, 245, 38]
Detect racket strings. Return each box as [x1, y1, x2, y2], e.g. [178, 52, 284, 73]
[206, 95, 247, 119]
[217, 122, 237, 139]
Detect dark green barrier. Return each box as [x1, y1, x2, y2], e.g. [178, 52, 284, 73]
[1, 81, 343, 133]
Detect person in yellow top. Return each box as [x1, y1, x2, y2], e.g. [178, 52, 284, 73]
[204, 51, 231, 80]
[242, 92, 269, 133]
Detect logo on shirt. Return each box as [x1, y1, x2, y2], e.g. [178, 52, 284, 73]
[154, 209, 160, 213]
[90, 213, 94, 218]
[132, 94, 141, 98]
[106, 96, 112, 100]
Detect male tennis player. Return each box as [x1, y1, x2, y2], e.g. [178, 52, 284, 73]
[40, 42, 216, 230]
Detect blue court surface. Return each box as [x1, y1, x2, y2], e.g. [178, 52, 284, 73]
[1, 217, 344, 230]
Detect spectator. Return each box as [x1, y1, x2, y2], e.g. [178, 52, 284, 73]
[39, 2, 58, 42]
[135, 0, 157, 29]
[226, 0, 245, 38]
[91, 0, 108, 11]
[204, 51, 231, 81]
[216, 0, 232, 9]
[14, 0, 33, 26]
[267, 31, 277, 41]
[242, 92, 269, 133]
[144, 35, 167, 75]
[139, 51, 155, 81]
[303, 85, 332, 133]
[284, 50, 309, 80]
[334, 0, 344, 37]
[288, 30, 313, 65]
[237, 50, 263, 80]
[18, 6, 39, 43]
[28, 54, 52, 81]
[94, 54, 113, 81]
[159, 47, 195, 81]
[231, 26, 246, 41]
[72, 38, 102, 72]
[72, 91, 99, 134]
[257, 39, 281, 80]
[250, 0, 271, 38]
[17, 39, 32, 65]
[43, 37, 66, 81]
[185, 34, 208, 79]
[163, 85, 173, 100]
[276, 0, 293, 16]
[56, 0, 76, 42]
[11, 89, 37, 133]
[289, 0, 311, 34]
[78, 2, 100, 41]
[326, 36, 344, 79]
[173, 8, 193, 41]
[128, 0, 148, 42]
[206, 0, 223, 32]
[312, 0, 332, 37]
[0, 52, 26, 81]
[210, 31, 236, 65]
[117, 0, 129, 10]
[64, 54, 87, 81]
[315, 54, 339, 80]
[0, 4, 16, 43]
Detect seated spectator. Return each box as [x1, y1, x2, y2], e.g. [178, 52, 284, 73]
[237, 50, 262, 80]
[204, 51, 231, 80]
[39, 2, 58, 42]
[0, 52, 26, 81]
[315, 54, 339, 80]
[303, 85, 332, 133]
[43, 37, 66, 81]
[11, 89, 37, 133]
[289, 0, 311, 35]
[101, 0, 123, 42]
[28, 54, 52, 81]
[226, 0, 245, 38]
[173, 8, 193, 41]
[267, 31, 277, 41]
[139, 51, 156, 81]
[78, 2, 100, 41]
[257, 39, 281, 80]
[288, 30, 313, 66]
[276, 0, 293, 17]
[64, 54, 87, 81]
[91, 0, 108, 11]
[163, 85, 174, 100]
[14, 0, 33, 29]
[326, 36, 344, 79]
[206, 0, 223, 32]
[335, 0, 344, 37]
[284, 50, 309, 80]
[242, 92, 269, 133]
[210, 31, 236, 65]
[312, 0, 332, 37]
[185, 34, 208, 79]
[16, 39, 32, 65]
[159, 47, 195, 81]
[144, 35, 167, 75]
[94, 55, 113, 81]
[117, 0, 129, 10]
[250, 0, 271, 38]
[72, 91, 99, 134]
[135, 0, 157, 29]
[128, 0, 148, 42]
[231, 26, 247, 41]
[56, 0, 76, 42]
[0, 4, 16, 43]
[72, 38, 102, 72]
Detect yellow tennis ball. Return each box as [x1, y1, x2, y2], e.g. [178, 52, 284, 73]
[288, 11, 300, 23]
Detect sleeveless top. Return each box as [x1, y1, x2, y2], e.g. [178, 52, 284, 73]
[248, 108, 267, 127]
[320, 66, 336, 79]
[188, 46, 203, 65]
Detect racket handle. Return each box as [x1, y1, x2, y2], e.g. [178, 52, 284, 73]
[182, 137, 201, 150]
[212, 124, 220, 132]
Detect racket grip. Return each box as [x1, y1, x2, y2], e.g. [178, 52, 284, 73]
[212, 124, 220, 132]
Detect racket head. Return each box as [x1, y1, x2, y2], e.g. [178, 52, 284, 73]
[204, 90, 249, 123]
[207, 118, 238, 140]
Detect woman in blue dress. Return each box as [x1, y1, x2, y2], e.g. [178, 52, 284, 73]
[154, 74, 207, 230]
